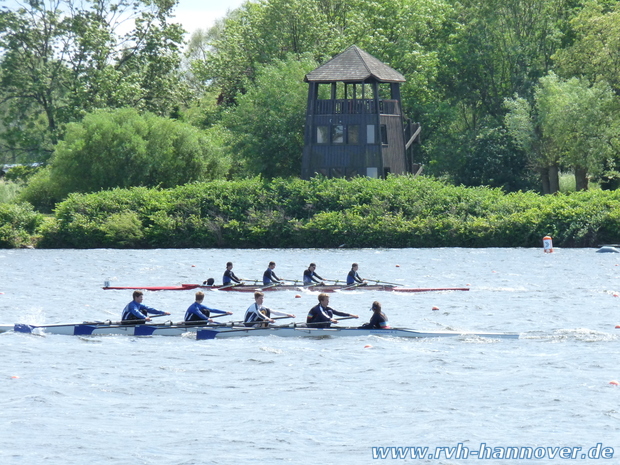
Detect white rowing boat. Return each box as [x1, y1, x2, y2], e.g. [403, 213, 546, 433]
[10, 321, 225, 336]
[3, 321, 519, 340]
[196, 326, 520, 340]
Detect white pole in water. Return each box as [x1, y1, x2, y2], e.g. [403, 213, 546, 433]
[543, 236, 553, 253]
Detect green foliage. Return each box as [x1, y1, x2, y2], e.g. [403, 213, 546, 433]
[3, 164, 42, 183]
[506, 72, 620, 191]
[554, 2, 620, 93]
[0, 0, 186, 162]
[19, 108, 232, 209]
[0, 202, 45, 248]
[0, 180, 22, 204]
[31, 176, 620, 249]
[223, 55, 318, 178]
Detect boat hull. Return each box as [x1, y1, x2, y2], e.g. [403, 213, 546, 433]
[196, 326, 518, 340]
[184, 284, 470, 293]
[103, 284, 199, 291]
[13, 321, 219, 336]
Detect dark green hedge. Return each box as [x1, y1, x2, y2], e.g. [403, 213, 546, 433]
[30, 176, 620, 248]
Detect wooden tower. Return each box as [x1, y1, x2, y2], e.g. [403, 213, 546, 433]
[301, 45, 420, 179]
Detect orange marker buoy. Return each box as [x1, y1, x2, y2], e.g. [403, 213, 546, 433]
[432, 306, 439, 311]
[609, 380, 619, 386]
[11, 375, 19, 379]
[364, 345, 373, 349]
[615, 325, 620, 329]
[395, 264, 400, 267]
[295, 294, 301, 298]
[543, 235, 553, 253]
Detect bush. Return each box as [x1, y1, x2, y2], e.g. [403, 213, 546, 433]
[38, 176, 620, 248]
[0, 203, 45, 248]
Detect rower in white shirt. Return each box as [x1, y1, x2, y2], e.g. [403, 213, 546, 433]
[244, 291, 295, 327]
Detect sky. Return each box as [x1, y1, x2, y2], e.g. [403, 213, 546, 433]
[3, 0, 246, 37]
[172, 0, 246, 36]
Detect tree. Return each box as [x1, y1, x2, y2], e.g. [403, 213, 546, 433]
[554, 1, 620, 94]
[0, 0, 186, 163]
[20, 107, 232, 209]
[505, 72, 620, 192]
[223, 55, 318, 178]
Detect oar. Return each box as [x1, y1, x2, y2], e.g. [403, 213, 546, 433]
[340, 282, 367, 291]
[304, 316, 357, 326]
[119, 314, 168, 325]
[227, 315, 293, 326]
[368, 279, 402, 287]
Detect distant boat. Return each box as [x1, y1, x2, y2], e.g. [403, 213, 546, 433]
[596, 246, 620, 253]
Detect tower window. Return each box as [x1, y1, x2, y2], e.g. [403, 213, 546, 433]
[316, 126, 329, 144]
[348, 125, 359, 144]
[332, 125, 344, 144]
[381, 124, 388, 145]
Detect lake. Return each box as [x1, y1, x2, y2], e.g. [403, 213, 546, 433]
[1, 248, 619, 464]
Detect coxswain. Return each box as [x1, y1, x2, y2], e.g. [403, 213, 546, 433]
[223, 262, 242, 285]
[360, 301, 391, 329]
[244, 291, 295, 327]
[184, 291, 232, 323]
[306, 293, 358, 328]
[263, 261, 281, 285]
[121, 290, 170, 322]
[303, 263, 325, 285]
[346, 263, 367, 286]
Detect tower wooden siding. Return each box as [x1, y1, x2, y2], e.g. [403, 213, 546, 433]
[302, 46, 413, 179]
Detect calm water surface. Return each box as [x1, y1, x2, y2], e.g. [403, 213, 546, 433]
[1, 248, 619, 464]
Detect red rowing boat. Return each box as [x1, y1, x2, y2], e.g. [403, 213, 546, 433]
[103, 283, 469, 293]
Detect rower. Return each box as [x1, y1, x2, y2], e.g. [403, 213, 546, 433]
[184, 291, 232, 324]
[359, 301, 391, 329]
[306, 293, 358, 328]
[121, 290, 170, 322]
[244, 291, 295, 327]
[263, 261, 281, 285]
[223, 262, 242, 285]
[303, 263, 325, 285]
[346, 263, 367, 286]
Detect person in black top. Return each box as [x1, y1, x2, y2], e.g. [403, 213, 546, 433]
[263, 261, 281, 285]
[303, 263, 325, 285]
[360, 301, 390, 329]
[223, 262, 242, 285]
[346, 263, 366, 286]
[306, 293, 358, 328]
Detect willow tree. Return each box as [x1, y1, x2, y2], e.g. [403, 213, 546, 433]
[506, 73, 620, 193]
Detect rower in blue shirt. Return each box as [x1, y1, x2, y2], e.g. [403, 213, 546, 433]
[346, 263, 367, 285]
[223, 262, 242, 285]
[121, 291, 170, 322]
[184, 291, 232, 323]
[303, 263, 325, 285]
[263, 261, 281, 285]
[306, 293, 358, 328]
[360, 301, 391, 329]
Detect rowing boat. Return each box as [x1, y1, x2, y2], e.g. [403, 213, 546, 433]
[196, 326, 519, 340]
[11, 321, 221, 336]
[3, 321, 518, 340]
[102, 284, 199, 291]
[100, 283, 470, 293]
[188, 284, 470, 292]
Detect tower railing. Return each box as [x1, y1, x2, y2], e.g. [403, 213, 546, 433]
[314, 99, 400, 115]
